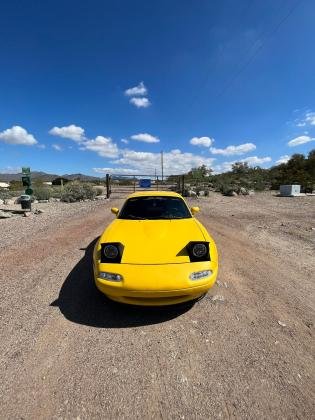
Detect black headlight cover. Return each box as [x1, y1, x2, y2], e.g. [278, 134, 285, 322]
[101, 242, 124, 263]
[187, 241, 210, 262]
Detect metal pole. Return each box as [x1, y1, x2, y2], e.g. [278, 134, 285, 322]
[133, 176, 136, 192]
[106, 174, 110, 198]
[161, 151, 164, 184]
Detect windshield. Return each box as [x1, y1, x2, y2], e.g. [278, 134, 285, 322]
[118, 196, 192, 220]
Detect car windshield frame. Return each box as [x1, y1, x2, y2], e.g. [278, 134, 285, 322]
[118, 196, 192, 220]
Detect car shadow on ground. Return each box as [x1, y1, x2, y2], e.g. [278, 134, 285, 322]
[51, 237, 194, 328]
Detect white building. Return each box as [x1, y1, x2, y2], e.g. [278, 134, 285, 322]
[280, 185, 301, 196]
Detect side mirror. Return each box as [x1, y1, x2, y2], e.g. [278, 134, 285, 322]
[191, 206, 200, 215]
[111, 207, 119, 216]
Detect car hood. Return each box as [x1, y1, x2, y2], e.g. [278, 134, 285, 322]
[99, 218, 206, 264]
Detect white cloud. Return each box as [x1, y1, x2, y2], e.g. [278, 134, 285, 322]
[275, 155, 290, 165]
[112, 149, 215, 175]
[52, 144, 62, 151]
[0, 126, 37, 145]
[190, 136, 214, 147]
[49, 124, 85, 142]
[242, 156, 271, 165]
[130, 133, 160, 143]
[37, 144, 46, 149]
[305, 112, 315, 125]
[212, 162, 235, 174]
[81, 136, 119, 158]
[213, 155, 271, 173]
[129, 97, 151, 108]
[288, 135, 315, 147]
[210, 142, 256, 156]
[93, 167, 140, 175]
[296, 111, 315, 127]
[125, 82, 147, 96]
[288, 135, 315, 146]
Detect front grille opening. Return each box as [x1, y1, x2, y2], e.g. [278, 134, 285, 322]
[123, 295, 189, 303]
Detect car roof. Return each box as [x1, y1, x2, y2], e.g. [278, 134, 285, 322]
[127, 191, 183, 199]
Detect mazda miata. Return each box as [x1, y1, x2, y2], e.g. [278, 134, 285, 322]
[93, 191, 218, 305]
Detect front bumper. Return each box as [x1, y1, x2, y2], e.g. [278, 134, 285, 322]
[94, 261, 218, 306]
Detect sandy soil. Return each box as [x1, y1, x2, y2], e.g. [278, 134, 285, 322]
[0, 192, 314, 419]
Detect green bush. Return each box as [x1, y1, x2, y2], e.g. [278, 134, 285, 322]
[60, 182, 97, 202]
[33, 187, 52, 201]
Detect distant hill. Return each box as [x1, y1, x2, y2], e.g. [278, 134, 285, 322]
[0, 171, 103, 182]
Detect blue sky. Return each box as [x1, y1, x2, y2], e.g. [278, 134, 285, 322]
[0, 0, 314, 176]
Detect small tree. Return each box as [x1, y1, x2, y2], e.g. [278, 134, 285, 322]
[231, 162, 250, 175]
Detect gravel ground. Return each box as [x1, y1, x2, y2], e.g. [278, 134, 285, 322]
[0, 192, 314, 419]
[0, 199, 108, 250]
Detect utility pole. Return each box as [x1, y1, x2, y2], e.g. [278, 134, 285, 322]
[161, 151, 164, 184]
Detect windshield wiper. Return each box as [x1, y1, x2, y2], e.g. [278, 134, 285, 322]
[127, 215, 147, 220]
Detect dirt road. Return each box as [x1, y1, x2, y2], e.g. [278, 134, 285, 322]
[0, 193, 314, 419]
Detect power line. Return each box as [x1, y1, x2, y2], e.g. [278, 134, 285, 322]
[189, 1, 255, 108]
[215, 0, 303, 100]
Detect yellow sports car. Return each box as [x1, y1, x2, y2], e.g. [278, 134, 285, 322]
[93, 191, 218, 306]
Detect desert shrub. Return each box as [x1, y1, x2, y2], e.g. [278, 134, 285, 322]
[0, 189, 16, 200]
[60, 182, 96, 202]
[9, 180, 23, 191]
[50, 186, 63, 198]
[33, 187, 52, 200]
[93, 186, 105, 196]
[220, 184, 237, 196]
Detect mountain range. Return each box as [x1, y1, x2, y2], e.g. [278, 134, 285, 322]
[0, 171, 103, 182]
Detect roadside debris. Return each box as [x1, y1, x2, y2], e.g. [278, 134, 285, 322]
[216, 280, 228, 289]
[278, 320, 287, 327]
[0, 208, 47, 218]
[34, 209, 45, 214]
[0, 210, 12, 219]
[211, 294, 225, 303]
